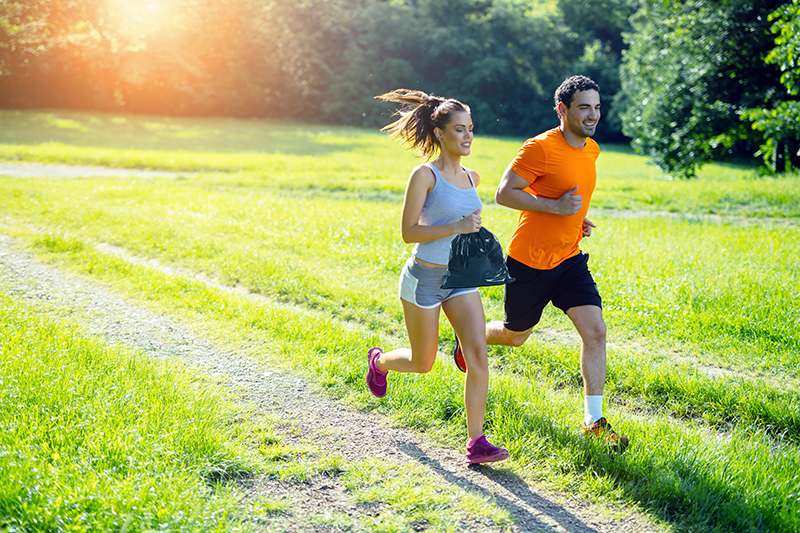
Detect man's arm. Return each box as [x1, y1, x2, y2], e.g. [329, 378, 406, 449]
[495, 167, 582, 216]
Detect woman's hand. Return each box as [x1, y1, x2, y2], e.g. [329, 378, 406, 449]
[456, 209, 482, 234]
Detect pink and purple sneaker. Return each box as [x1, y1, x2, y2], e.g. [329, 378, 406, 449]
[366, 347, 388, 397]
[466, 435, 509, 464]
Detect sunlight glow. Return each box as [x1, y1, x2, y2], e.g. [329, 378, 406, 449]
[108, 0, 172, 42]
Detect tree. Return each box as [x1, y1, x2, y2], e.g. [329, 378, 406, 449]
[0, 0, 636, 138]
[618, 0, 786, 178]
[558, 0, 638, 140]
[743, 0, 800, 172]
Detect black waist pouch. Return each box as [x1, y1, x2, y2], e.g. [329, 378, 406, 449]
[441, 227, 514, 289]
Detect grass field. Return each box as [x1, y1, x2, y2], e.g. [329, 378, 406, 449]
[0, 292, 509, 531]
[0, 291, 266, 530]
[1, 109, 799, 532]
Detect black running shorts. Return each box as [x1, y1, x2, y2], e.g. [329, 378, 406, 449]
[503, 252, 602, 332]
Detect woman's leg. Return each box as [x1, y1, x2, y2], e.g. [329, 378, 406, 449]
[442, 291, 488, 439]
[376, 299, 440, 374]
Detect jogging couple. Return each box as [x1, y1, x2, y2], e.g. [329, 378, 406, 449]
[366, 75, 628, 465]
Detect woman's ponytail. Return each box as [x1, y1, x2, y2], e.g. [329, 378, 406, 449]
[375, 89, 469, 159]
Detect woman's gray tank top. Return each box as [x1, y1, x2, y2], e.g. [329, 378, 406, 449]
[413, 163, 482, 265]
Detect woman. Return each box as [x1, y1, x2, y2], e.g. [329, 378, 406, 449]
[366, 89, 508, 464]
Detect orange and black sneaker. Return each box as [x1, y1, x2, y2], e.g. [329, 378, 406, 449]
[581, 417, 629, 451]
[452, 336, 467, 373]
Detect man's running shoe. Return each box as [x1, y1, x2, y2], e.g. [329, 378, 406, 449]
[466, 435, 509, 464]
[452, 336, 467, 373]
[366, 347, 387, 398]
[581, 417, 629, 451]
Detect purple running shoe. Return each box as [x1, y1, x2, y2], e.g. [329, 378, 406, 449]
[366, 347, 387, 397]
[466, 435, 509, 464]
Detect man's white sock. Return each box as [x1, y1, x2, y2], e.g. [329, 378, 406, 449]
[584, 395, 603, 426]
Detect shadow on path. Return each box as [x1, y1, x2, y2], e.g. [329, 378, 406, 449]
[398, 441, 601, 533]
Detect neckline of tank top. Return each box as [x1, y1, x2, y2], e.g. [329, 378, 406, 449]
[426, 163, 475, 191]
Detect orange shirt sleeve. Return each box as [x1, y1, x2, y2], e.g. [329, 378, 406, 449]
[510, 138, 546, 185]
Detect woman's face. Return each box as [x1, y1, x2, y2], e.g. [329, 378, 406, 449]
[437, 111, 473, 156]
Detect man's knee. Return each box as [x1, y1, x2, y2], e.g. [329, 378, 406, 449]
[506, 328, 532, 347]
[411, 351, 436, 373]
[580, 320, 606, 345]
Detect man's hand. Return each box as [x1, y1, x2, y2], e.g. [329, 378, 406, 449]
[552, 187, 582, 216]
[582, 218, 596, 237]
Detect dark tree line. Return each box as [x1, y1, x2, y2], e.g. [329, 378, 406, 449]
[0, 0, 636, 140]
[1, 0, 798, 175]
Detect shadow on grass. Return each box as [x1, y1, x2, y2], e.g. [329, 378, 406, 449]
[486, 406, 782, 532]
[396, 441, 602, 533]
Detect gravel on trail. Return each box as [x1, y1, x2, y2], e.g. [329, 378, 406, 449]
[0, 233, 662, 531]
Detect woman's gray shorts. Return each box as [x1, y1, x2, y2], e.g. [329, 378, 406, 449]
[398, 257, 478, 309]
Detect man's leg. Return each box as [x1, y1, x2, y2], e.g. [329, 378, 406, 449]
[485, 256, 548, 347]
[566, 304, 606, 426]
[566, 304, 606, 395]
[485, 321, 532, 347]
[566, 304, 627, 448]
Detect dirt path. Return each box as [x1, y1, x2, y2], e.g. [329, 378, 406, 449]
[0, 233, 663, 532]
[2, 160, 796, 229]
[94, 241, 785, 389]
[0, 161, 184, 178]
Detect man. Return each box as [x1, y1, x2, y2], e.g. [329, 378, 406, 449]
[454, 75, 628, 448]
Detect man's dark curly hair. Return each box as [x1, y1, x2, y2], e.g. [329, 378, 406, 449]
[554, 75, 600, 108]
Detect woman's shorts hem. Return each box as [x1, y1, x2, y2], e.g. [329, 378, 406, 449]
[398, 257, 478, 308]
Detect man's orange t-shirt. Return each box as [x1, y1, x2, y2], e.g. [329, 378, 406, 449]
[507, 127, 599, 270]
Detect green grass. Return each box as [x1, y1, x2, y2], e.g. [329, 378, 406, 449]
[2, 109, 799, 217]
[249, 497, 291, 518]
[2, 109, 799, 531]
[0, 288, 513, 531]
[0, 177, 797, 376]
[12, 230, 797, 532]
[1, 175, 798, 442]
[0, 292, 259, 531]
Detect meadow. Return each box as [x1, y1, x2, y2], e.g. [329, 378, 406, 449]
[1, 109, 799, 531]
[0, 291, 274, 531]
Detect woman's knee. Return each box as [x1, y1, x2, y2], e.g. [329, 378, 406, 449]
[462, 345, 489, 372]
[466, 358, 489, 379]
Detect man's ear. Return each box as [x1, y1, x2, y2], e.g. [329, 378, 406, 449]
[555, 101, 566, 119]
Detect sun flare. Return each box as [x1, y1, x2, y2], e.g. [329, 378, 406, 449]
[108, 0, 171, 41]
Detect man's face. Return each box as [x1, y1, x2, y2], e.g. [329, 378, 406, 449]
[560, 89, 601, 138]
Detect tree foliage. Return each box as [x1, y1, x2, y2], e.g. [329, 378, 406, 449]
[743, 0, 800, 172]
[0, 0, 634, 139]
[0, 0, 286, 114]
[558, 0, 636, 138]
[618, 0, 787, 177]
